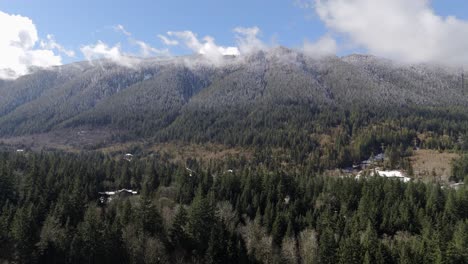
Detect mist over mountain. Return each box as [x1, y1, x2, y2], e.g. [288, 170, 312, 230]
[0, 47, 466, 141]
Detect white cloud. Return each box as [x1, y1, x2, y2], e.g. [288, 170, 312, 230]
[80, 41, 135, 66]
[80, 41, 122, 61]
[233, 26, 266, 54]
[40, 34, 75, 57]
[157, 34, 178, 46]
[113, 24, 169, 58]
[160, 27, 268, 64]
[114, 24, 131, 36]
[166, 31, 239, 64]
[157, 27, 272, 65]
[302, 34, 337, 58]
[132, 39, 169, 57]
[314, 0, 468, 65]
[81, 25, 169, 66]
[0, 11, 62, 79]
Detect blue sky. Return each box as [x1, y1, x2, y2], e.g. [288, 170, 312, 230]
[1, 0, 468, 78]
[0, 0, 328, 63]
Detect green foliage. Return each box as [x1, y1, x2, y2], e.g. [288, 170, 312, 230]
[2, 50, 468, 263]
[451, 155, 468, 182]
[0, 151, 466, 263]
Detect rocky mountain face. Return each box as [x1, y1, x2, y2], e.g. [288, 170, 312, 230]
[0, 47, 466, 138]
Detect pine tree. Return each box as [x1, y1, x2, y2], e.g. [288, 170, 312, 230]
[139, 196, 165, 237]
[272, 213, 287, 245]
[169, 206, 189, 249]
[338, 236, 362, 264]
[204, 221, 228, 264]
[36, 213, 68, 263]
[318, 227, 337, 264]
[11, 204, 36, 262]
[445, 220, 468, 264]
[187, 189, 215, 255]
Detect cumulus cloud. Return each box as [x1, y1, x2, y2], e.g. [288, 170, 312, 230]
[157, 34, 178, 46]
[165, 31, 239, 64]
[233, 26, 266, 54]
[314, 0, 468, 65]
[0, 11, 62, 79]
[80, 41, 135, 66]
[80, 41, 123, 61]
[302, 34, 337, 58]
[158, 26, 267, 64]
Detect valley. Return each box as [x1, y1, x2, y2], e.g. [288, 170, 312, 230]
[0, 49, 467, 263]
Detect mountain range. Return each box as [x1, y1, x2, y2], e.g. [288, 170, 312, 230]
[0, 47, 466, 145]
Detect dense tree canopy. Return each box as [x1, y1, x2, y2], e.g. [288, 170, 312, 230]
[0, 151, 466, 263]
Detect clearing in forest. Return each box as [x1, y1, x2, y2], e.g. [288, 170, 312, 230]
[410, 149, 459, 182]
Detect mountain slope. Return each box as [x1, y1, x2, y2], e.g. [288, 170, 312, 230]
[0, 48, 467, 142]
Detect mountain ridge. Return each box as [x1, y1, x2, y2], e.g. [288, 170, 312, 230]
[0, 47, 467, 141]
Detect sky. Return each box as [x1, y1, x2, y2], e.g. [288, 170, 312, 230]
[1, 0, 468, 78]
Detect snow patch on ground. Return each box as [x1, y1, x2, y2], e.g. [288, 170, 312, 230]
[357, 169, 411, 182]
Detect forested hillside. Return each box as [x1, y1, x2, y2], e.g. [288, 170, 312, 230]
[0, 48, 467, 141]
[1, 49, 468, 263]
[2, 49, 468, 171]
[0, 151, 467, 263]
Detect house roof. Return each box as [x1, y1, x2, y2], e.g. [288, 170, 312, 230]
[99, 189, 138, 196]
